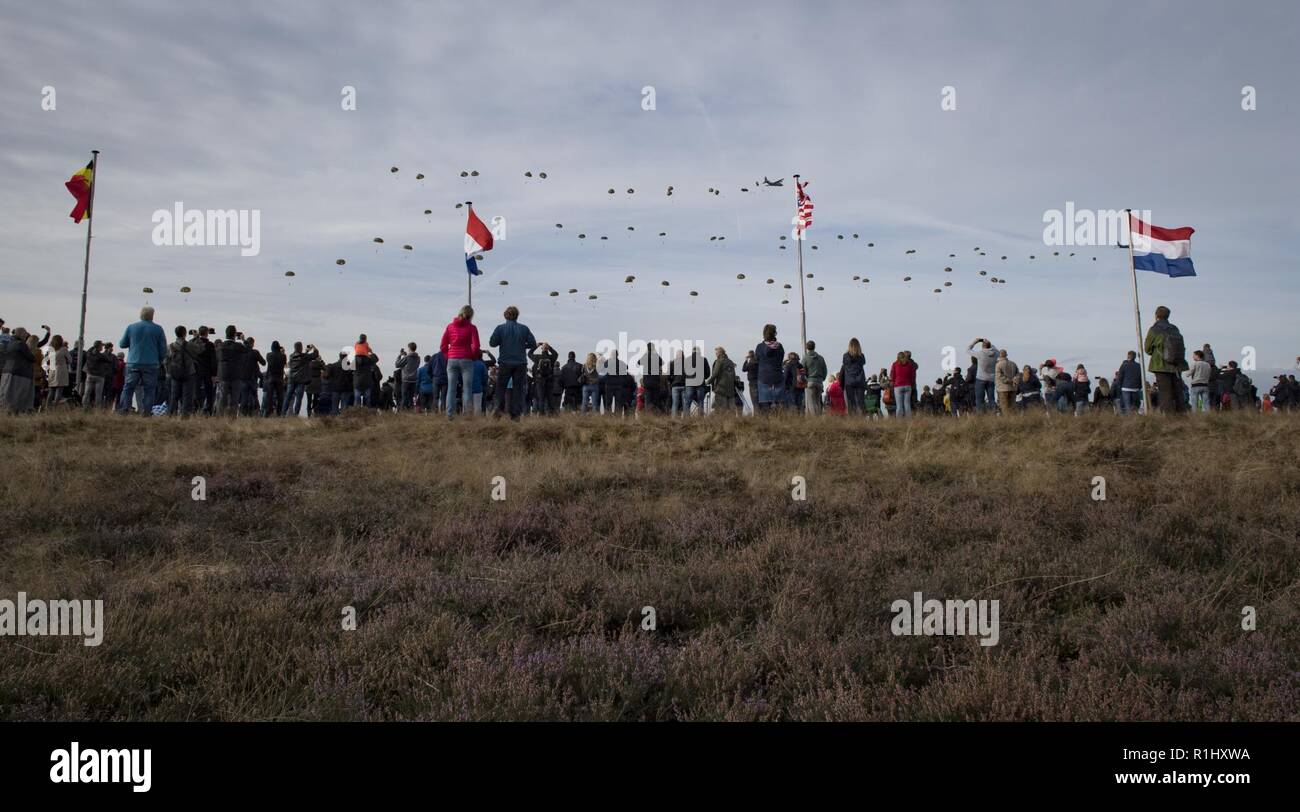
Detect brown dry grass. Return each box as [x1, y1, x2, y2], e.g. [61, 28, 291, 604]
[1, 409, 1297, 720]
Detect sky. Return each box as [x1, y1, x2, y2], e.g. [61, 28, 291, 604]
[2, 0, 1297, 383]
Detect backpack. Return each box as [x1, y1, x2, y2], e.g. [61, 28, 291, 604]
[536, 355, 555, 377]
[796, 366, 808, 389]
[1162, 328, 1185, 365]
[1233, 373, 1252, 398]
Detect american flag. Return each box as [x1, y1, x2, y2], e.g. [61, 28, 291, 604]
[795, 178, 813, 233]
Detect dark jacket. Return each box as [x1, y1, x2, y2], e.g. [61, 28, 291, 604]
[489, 320, 538, 365]
[559, 359, 584, 388]
[1118, 359, 1143, 390]
[85, 348, 115, 378]
[429, 352, 448, 384]
[754, 340, 785, 386]
[289, 351, 317, 385]
[2, 338, 35, 378]
[265, 348, 286, 379]
[841, 352, 867, 387]
[529, 345, 559, 378]
[215, 339, 247, 382]
[708, 355, 737, 398]
[240, 347, 264, 382]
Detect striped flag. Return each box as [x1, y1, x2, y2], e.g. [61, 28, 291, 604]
[1129, 212, 1196, 278]
[464, 205, 493, 276]
[65, 160, 94, 223]
[795, 179, 813, 233]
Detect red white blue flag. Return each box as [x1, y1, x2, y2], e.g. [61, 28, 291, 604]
[465, 205, 493, 276]
[1129, 213, 1195, 278]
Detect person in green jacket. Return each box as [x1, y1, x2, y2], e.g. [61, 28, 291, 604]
[801, 340, 828, 416]
[1143, 305, 1188, 414]
[707, 346, 738, 413]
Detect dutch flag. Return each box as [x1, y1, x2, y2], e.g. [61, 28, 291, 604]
[1129, 212, 1195, 278]
[464, 205, 494, 276]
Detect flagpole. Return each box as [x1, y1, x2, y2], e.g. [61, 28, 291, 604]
[73, 150, 99, 396]
[793, 175, 807, 373]
[466, 201, 474, 308]
[1125, 208, 1152, 414]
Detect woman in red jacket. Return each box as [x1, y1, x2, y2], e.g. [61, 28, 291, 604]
[889, 351, 918, 419]
[439, 305, 481, 418]
[826, 373, 846, 415]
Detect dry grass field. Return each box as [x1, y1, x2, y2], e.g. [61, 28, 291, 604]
[1, 410, 1297, 721]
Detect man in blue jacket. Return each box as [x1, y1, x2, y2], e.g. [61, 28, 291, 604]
[1117, 351, 1144, 415]
[489, 305, 537, 420]
[117, 306, 169, 415]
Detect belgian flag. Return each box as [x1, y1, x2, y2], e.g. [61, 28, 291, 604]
[65, 161, 94, 223]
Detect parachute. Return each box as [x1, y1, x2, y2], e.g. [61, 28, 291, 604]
[415, 173, 425, 180]
[549, 291, 559, 297]
[661, 281, 670, 287]
[390, 166, 399, 173]
[337, 259, 346, 265]
[403, 244, 413, 251]
[568, 288, 578, 294]
[736, 273, 746, 280]
[179, 286, 192, 293]
[588, 294, 598, 300]
[689, 291, 698, 296]
[624, 275, 636, 283]
[373, 237, 384, 243]
[284, 271, 295, 277]
[499, 280, 508, 286]
[142, 287, 153, 293]
[903, 276, 912, 281]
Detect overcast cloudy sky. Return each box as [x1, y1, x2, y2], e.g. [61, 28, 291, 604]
[2, 0, 1297, 381]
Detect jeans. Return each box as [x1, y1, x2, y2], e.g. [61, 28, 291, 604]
[196, 375, 215, 414]
[262, 378, 284, 416]
[353, 384, 371, 409]
[533, 377, 555, 414]
[894, 386, 913, 418]
[214, 379, 246, 414]
[1120, 389, 1142, 415]
[495, 362, 528, 418]
[446, 358, 475, 416]
[671, 385, 687, 416]
[170, 376, 195, 416]
[687, 385, 706, 414]
[119, 364, 159, 415]
[1074, 399, 1087, 416]
[1191, 384, 1210, 412]
[283, 382, 306, 416]
[756, 382, 784, 408]
[973, 379, 995, 413]
[83, 375, 106, 407]
[581, 384, 599, 413]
